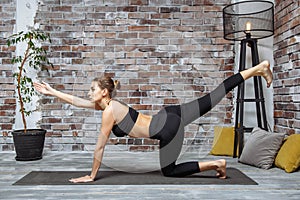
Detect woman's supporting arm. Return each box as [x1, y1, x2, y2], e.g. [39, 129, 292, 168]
[69, 132, 108, 183]
[69, 106, 114, 183]
[89, 133, 108, 180]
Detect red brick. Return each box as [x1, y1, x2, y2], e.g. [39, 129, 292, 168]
[95, 32, 117, 38]
[143, 139, 159, 145]
[129, 145, 156, 152]
[4, 99, 16, 104]
[130, 0, 149, 6]
[0, 105, 15, 110]
[51, 46, 71, 51]
[128, 26, 150, 31]
[117, 6, 137, 12]
[42, 118, 62, 123]
[0, 111, 5, 116]
[70, 46, 91, 52]
[1, 124, 13, 130]
[150, 13, 172, 19]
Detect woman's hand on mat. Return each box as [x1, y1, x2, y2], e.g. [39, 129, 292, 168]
[69, 175, 94, 183]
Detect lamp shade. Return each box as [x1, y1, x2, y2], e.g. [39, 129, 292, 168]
[223, 1, 274, 41]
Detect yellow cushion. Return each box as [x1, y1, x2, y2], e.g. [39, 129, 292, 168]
[210, 126, 237, 156]
[275, 134, 300, 173]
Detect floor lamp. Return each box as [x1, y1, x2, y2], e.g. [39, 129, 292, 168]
[223, 1, 274, 157]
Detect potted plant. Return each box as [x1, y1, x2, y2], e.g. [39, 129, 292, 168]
[7, 28, 53, 161]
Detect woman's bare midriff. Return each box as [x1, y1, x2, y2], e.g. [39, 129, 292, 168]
[129, 113, 152, 138]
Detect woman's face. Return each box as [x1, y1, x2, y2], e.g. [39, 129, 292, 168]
[88, 81, 105, 103]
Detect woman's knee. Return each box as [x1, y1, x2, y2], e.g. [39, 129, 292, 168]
[161, 165, 181, 177]
[161, 168, 176, 177]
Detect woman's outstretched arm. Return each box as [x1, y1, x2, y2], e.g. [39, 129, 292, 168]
[33, 81, 101, 110]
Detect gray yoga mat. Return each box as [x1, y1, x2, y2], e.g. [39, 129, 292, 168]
[13, 167, 257, 185]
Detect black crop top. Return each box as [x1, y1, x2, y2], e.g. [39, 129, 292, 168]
[112, 107, 139, 137]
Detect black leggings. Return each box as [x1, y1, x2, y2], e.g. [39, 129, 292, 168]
[149, 73, 244, 177]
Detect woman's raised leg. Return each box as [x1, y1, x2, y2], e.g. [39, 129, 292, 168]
[180, 60, 273, 126]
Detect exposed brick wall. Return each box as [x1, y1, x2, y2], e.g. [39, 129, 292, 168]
[0, 0, 16, 151]
[273, 0, 300, 134]
[1, 0, 235, 152]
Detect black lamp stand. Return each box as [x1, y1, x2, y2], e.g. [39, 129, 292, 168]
[233, 33, 269, 158]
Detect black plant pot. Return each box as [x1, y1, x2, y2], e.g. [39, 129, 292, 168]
[12, 129, 46, 161]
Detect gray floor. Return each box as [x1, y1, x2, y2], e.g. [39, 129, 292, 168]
[0, 150, 299, 200]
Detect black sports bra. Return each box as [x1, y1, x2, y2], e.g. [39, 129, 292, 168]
[112, 107, 139, 137]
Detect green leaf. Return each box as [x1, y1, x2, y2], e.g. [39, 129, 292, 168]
[29, 40, 35, 48]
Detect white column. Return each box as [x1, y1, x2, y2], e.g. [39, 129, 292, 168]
[14, 0, 40, 130]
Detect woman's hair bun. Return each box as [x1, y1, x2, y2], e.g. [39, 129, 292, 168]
[113, 80, 121, 90]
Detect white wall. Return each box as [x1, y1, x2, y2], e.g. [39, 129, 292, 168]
[14, 0, 41, 130]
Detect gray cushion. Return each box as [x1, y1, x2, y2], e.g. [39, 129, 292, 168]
[239, 127, 286, 169]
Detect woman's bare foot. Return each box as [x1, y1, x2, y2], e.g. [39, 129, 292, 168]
[256, 60, 273, 88]
[215, 159, 227, 179]
[198, 159, 227, 179]
[240, 60, 273, 88]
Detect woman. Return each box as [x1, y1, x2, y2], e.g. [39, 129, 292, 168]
[34, 60, 273, 183]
